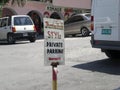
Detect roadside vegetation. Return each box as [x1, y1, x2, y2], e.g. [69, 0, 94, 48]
[0, 0, 26, 17]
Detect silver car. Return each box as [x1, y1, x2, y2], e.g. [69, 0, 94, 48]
[64, 13, 91, 37]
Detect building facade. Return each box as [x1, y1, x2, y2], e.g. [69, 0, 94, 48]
[2, 0, 91, 34]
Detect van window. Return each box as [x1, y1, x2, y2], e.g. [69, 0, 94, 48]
[65, 15, 84, 24]
[14, 17, 33, 26]
[1, 18, 8, 27]
[84, 14, 91, 19]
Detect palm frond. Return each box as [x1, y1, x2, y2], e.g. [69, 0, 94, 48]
[11, 0, 26, 7]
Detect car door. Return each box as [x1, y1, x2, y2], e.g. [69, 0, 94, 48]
[65, 15, 85, 34]
[0, 18, 2, 39]
[72, 15, 85, 33]
[0, 18, 9, 40]
[65, 16, 77, 34]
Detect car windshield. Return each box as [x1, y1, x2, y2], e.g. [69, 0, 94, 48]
[84, 14, 91, 20]
[14, 17, 33, 26]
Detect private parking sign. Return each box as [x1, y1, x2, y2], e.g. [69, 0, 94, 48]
[44, 18, 65, 66]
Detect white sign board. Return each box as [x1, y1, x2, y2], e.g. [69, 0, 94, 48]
[44, 18, 65, 66]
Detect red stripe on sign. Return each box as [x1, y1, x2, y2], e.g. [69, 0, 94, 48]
[49, 57, 61, 60]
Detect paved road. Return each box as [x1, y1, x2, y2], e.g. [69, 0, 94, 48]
[0, 37, 120, 90]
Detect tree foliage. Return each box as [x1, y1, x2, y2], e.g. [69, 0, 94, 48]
[0, 0, 26, 6]
[11, 0, 26, 6]
[0, 0, 10, 5]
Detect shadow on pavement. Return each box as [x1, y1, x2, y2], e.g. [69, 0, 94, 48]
[73, 58, 120, 75]
[65, 34, 91, 38]
[114, 87, 120, 90]
[36, 34, 44, 39]
[0, 41, 30, 46]
[0, 34, 44, 46]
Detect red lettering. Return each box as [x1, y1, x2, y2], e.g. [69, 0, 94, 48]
[47, 31, 61, 39]
[45, 21, 49, 26]
[47, 31, 51, 38]
[49, 57, 61, 61]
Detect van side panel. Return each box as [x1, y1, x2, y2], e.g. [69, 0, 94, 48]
[119, 0, 120, 40]
[93, 0, 119, 41]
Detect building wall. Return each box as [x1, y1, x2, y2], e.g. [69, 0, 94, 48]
[3, 1, 46, 16]
[3, 0, 91, 15]
[2, 0, 91, 34]
[53, 0, 91, 9]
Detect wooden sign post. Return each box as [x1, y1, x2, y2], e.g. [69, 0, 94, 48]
[44, 18, 65, 90]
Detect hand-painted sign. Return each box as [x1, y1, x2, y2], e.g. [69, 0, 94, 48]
[44, 18, 65, 66]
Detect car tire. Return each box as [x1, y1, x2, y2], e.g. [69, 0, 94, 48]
[81, 27, 89, 37]
[7, 33, 15, 44]
[29, 37, 36, 43]
[104, 50, 120, 59]
[72, 34, 76, 37]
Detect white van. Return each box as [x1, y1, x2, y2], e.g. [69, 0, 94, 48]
[0, 15, 36, 44]
[91, 0, 120, 59]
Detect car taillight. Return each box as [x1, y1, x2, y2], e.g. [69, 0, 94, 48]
[33, 26, 37, 32]
[12, 27, 16, 32]
[91, 16, 94, 31]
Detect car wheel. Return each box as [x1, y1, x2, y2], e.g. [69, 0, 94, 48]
[81, 27, 89, 37]
[29, 37, 36, 43]
[72, 34, 76, 37]
[7, 34, 15, 44]
[104, 50, 120, 59]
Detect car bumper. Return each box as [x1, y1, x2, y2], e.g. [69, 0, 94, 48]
[12, 32, 36, 39]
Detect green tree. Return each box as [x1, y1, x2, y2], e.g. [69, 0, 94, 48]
[0, 0, 27, 6]
[0, 0, 9, 5]
[0, 0, 9, 17]
[11, 0, 27, 7]
[0, 0, 27, 17]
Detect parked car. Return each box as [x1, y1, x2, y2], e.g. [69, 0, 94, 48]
[64, 13, 91, 37]
[0, 15, 36, 44]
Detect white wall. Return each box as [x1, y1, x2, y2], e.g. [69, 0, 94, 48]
[53, 0, 91, 9]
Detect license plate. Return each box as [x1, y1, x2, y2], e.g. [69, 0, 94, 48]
[23, 33, 28, 36]
[101, 29, 111, 35]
